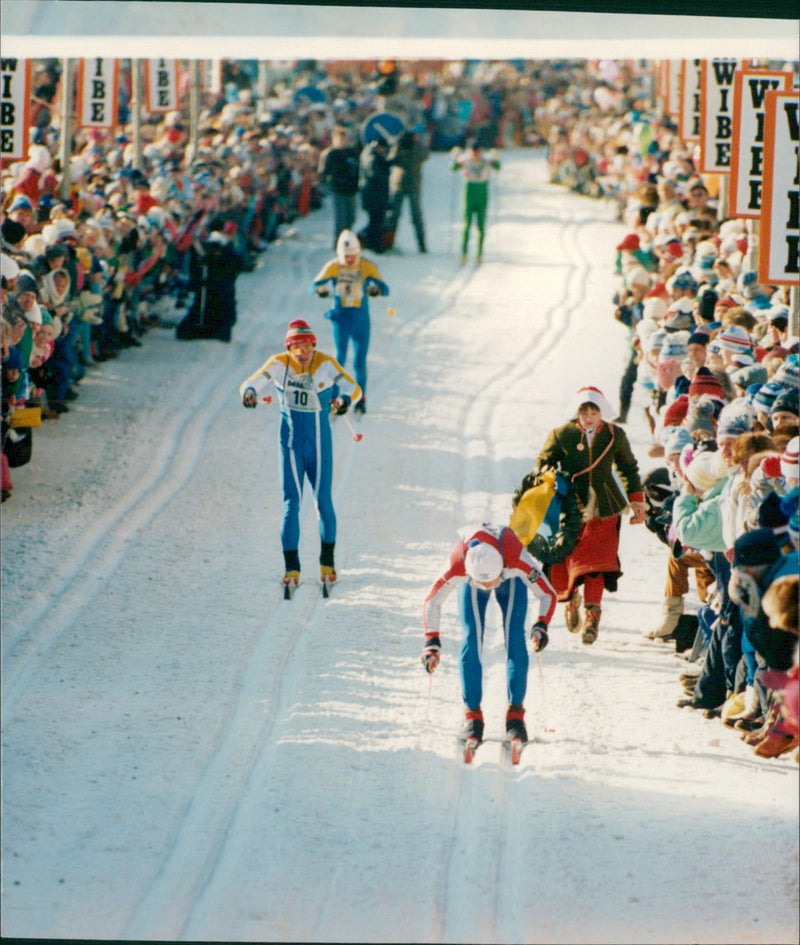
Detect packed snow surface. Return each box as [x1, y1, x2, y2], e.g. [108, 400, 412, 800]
[2, 150, 798, 944]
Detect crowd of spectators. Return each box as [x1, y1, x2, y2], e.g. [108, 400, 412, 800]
[2, 57, 797, 762]
[593, 84, 799, 761]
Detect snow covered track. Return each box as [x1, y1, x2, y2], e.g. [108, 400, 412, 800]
[2, 152, 798, 943]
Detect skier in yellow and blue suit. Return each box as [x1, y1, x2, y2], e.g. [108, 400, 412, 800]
[240, 319, 362, 591]
[311, 230, 389, 415]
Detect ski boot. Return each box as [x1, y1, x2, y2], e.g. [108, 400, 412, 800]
[354, 398, 366, 415]
[461, 708, 484, 742]
[581, 603, 601, 645]
[283, 550, 301, 598]
[505, 704, 527, 742]
[564, 587, 582, 633]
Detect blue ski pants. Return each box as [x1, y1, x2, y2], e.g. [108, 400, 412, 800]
[458, 577, 529, 710]
[278, 411, 336, 552]
[330, 309, 371, 395]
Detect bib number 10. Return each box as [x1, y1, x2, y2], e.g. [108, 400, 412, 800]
[293, 390, 309, 407]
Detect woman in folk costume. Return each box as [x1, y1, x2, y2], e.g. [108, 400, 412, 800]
[531, 386, 646, 644]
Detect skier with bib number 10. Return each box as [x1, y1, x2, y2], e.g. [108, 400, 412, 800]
[421, 524, 557, 753]
[239, 319, 362, 595]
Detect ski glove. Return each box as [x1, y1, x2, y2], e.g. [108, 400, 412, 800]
[242, 387, 258, 408]
[530, 620, 549, 652]
[421, 635, 441, 674]
[366, 284, 381, 297]
[331, 396, 350, 415]
[316, 285, 330, 297]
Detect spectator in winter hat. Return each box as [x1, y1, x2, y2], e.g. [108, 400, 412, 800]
[772, 355, 799, 391]
[664, 298, 696, 332]
[780, 436, 799, 488]
[683, 399, 718, 443]
[718, 324, 753, 364]
[752, 380, 787, 420]
[770, 388, 799, 429]
[688, 366, 726, 404]
[730, 362, 768, 395]
[686, 330, 709, 369]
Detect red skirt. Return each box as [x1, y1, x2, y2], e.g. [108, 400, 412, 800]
[549, 515, 622, 601]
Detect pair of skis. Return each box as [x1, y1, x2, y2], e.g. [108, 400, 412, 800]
[459, 736, 526, 766]
[282, 579, 335, 600]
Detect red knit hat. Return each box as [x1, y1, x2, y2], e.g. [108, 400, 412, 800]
[616, 233, 640, 251]
[285, 319, 317, 348]
[645, 281, 669, 301]
[688, 368, 725, 401]
[663, 394, 689, 427]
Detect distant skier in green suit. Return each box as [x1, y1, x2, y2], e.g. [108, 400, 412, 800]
[451, 137, 501, 264]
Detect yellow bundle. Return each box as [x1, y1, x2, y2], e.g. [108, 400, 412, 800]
[509, 468, 557, 545]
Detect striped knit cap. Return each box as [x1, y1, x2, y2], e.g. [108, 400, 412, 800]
[781, 437, 799, 481]
[718, 324, 752, 353]
[284, 319, 317, 348]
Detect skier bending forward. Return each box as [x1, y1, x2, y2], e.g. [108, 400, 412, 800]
[239, 319, 362, 590]
[421, 523, 557, 743]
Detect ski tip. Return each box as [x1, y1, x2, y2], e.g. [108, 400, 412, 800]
[460, 737, 481, 764]
[504, 738, 525, 765]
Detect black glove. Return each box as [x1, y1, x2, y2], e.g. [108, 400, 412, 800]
[421, 635, 441, 674]
[331, 396, 350, 415]
[366, 285, 381, 297]
[242, 387, 257, 408]
[530, 620, 549, 652]
[316, 285, 330, 297]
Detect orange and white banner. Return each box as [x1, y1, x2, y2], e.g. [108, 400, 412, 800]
[699, 58, 742, 173]
[729, 70, 792, 218]
[0, 57, 32, 161]
[678, 59, 702, 143]
[758, 88, 800, 286]
[76, 58, 120, 128]
[144, 59, 179, 112]
[664, 60, 682, 119]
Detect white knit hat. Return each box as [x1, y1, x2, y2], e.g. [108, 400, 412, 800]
[464, 542, 504, 584]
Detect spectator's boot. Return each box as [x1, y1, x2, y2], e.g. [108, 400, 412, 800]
[581, 604, 601, 645]
[564, 587, 582, 633]
[645, 596, 683, 640]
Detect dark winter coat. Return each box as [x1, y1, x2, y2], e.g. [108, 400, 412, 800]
[536, 420, 643, 520]
[319, 145, 361, 196]
[389, 132, 429, 194]
[359, 141, 391, 213]
[176, 234, 243, 342]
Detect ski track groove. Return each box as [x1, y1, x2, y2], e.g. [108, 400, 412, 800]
[1, 236, 312, 717]
[123, 583, 326, 941]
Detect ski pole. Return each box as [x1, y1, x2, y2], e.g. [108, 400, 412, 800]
[385, 305, 396, 317]
[425, 671, 433, 723]
[342, 412, 363, 442]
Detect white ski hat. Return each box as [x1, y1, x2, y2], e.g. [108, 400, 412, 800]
[464, 541, 504, 584]
[336, 229, 361, 264]
[570, 386, 616, 422]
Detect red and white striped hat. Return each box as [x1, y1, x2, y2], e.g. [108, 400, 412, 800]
[718, 324, 752, 353]
[780, 436, 799, 482]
